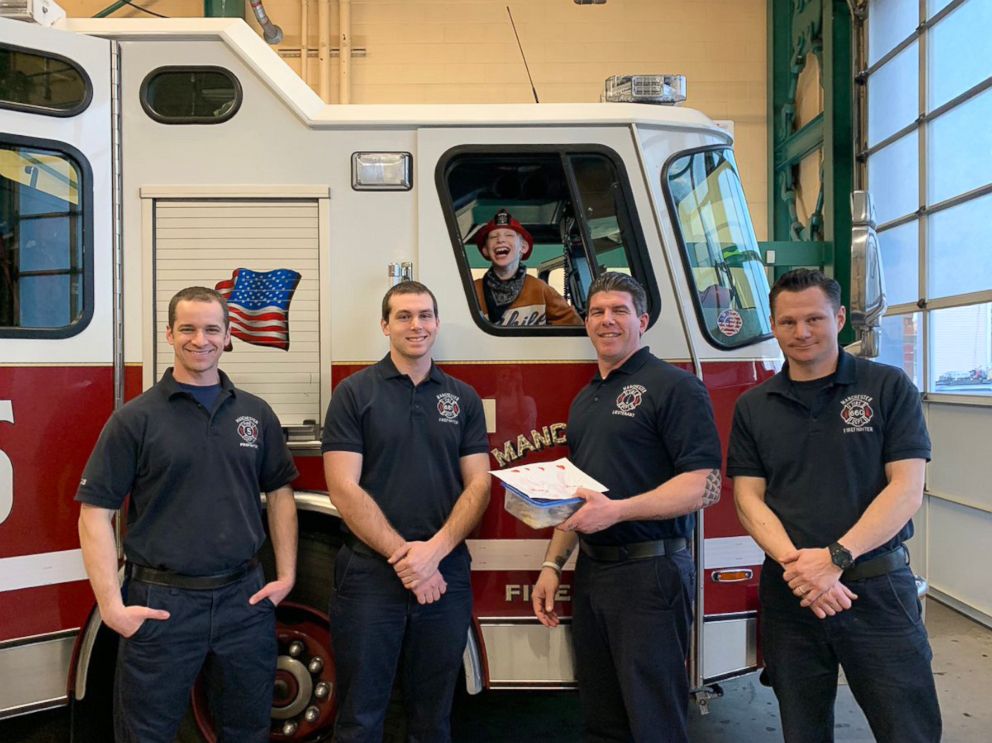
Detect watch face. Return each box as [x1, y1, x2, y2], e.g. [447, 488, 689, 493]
[831, 544, 853, 569]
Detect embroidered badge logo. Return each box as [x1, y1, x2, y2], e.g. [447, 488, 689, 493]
[613, 384, 647, 418]
[437, 393, 461, 424]
[840, 395, 874, 433]
[236, 415, 260, 448]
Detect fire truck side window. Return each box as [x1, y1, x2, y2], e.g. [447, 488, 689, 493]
[0, 44, 91, 117]
[0, 141, 88, 334]
[665, 147, 773, 349]
[140, 67, 242, 124]
[440, 147, 654, 333]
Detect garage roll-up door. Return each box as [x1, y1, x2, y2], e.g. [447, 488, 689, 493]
[154, 200, 320, 427]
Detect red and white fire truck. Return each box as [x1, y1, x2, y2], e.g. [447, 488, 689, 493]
[1, 6, 798, 740]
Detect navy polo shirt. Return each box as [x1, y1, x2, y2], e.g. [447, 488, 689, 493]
[321, 355, 489, 541]
[727, 350, 931, 562]
[76, 368, 299, 575]
[568, 346, 722, 545]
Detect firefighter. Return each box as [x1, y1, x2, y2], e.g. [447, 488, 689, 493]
[728, 269, 941, 742]
[473, 208, 582, 327]
[321, 280, 491, 742]
[532, 272, 723, 743]
[76, 286, 298, 743]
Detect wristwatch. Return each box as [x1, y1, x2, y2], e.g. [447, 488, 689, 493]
[828, 542, 854, 570]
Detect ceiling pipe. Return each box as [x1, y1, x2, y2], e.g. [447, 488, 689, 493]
[339, 0, 351, 104]
[248, 0, 283, 44]
[300, 0, 309, 84]
[318, 0, 330, 101]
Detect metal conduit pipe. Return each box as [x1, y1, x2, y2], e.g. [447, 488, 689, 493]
[339, 0, 351, 104]
[249, 0, 284, 44]
[94, 1, 128, 17]
[318, 0, 331, 101]
[300, 0, 309, 84]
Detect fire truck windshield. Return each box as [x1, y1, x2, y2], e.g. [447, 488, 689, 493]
[665, 147, 772, 348]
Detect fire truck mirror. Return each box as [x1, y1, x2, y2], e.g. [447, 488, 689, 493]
[849, 190, 886, 359]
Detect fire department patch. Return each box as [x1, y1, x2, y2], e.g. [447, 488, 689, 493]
[614, 384, 647, 418]
[717, 309, 743, 337]
[437, 392, 461, 424]
[236, 415, 260, 447]
[840, 394, 874, 432]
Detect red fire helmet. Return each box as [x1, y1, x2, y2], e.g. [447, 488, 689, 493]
[474, 208, 534, 260]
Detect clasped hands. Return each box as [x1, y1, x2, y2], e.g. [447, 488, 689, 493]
[389, 539, 447, 605]
[781, 547, 858, 619]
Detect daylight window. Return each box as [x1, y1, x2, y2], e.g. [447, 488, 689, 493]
[0, 141, 90, 335]
[0, 44, 90, 116]
[140, 67, 242, 124]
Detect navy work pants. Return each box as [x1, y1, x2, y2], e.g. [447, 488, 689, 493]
[571, 548, 695, 743]
[113, 565, 277, 743]
[760, 559, 942, 743]
[330, 543, 472, 743]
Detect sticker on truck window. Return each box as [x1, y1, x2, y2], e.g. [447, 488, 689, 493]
[717, 309, 743, 337]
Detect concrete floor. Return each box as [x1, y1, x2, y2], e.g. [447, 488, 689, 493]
[451, 600, 992, 742]
[678, 599, 992, 741]
[2, 600, 989, 742]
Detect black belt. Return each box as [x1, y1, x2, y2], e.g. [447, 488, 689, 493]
[127, 557, 259, 590]
[580, 538, 687, 562]
[843, 546, 909, 582]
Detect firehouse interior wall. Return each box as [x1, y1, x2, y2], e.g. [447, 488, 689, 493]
[59, 0, 769, 241]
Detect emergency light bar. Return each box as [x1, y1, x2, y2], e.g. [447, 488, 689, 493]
[603, 74, 686, 105]
[0, 0, 65, 25]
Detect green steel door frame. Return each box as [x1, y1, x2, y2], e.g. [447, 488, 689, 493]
[203, 0, 244, 18]
[767, 0, 855, 341]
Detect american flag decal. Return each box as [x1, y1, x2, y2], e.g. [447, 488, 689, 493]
[214, 268, 301, 351]
[717, 308, 743, 337]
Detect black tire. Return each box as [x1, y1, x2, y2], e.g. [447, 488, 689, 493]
[263, 521, 340, 611]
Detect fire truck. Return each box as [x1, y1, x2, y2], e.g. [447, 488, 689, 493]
[0, 5, 820, 740]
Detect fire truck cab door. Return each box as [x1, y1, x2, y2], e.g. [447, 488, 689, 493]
[0, 18, 114, 363]
[0, 17, 114, 715]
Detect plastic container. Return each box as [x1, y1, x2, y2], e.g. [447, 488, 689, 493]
[503, 488, 583, 530]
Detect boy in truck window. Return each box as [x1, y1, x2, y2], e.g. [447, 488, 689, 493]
[473, 208, 582, 327]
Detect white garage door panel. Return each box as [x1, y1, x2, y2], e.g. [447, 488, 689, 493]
[927, 498, 992, 620]
[927, 403, 992, 511]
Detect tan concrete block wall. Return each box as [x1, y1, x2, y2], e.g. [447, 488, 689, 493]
[58, 0, 767, 237]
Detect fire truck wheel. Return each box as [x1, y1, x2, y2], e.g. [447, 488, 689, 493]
[179, 524, 341, 742]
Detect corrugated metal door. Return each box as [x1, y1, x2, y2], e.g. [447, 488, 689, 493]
[153, 199, 321, 426]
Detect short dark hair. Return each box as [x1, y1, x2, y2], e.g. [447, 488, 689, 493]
[381, 281, 439, 322]
[769, 269, 842, 316]
[586, 272, 648, 316]
[168, 286, 229, 328]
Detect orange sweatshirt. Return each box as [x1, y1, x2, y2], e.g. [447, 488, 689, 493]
[474, 275, 582, 327]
